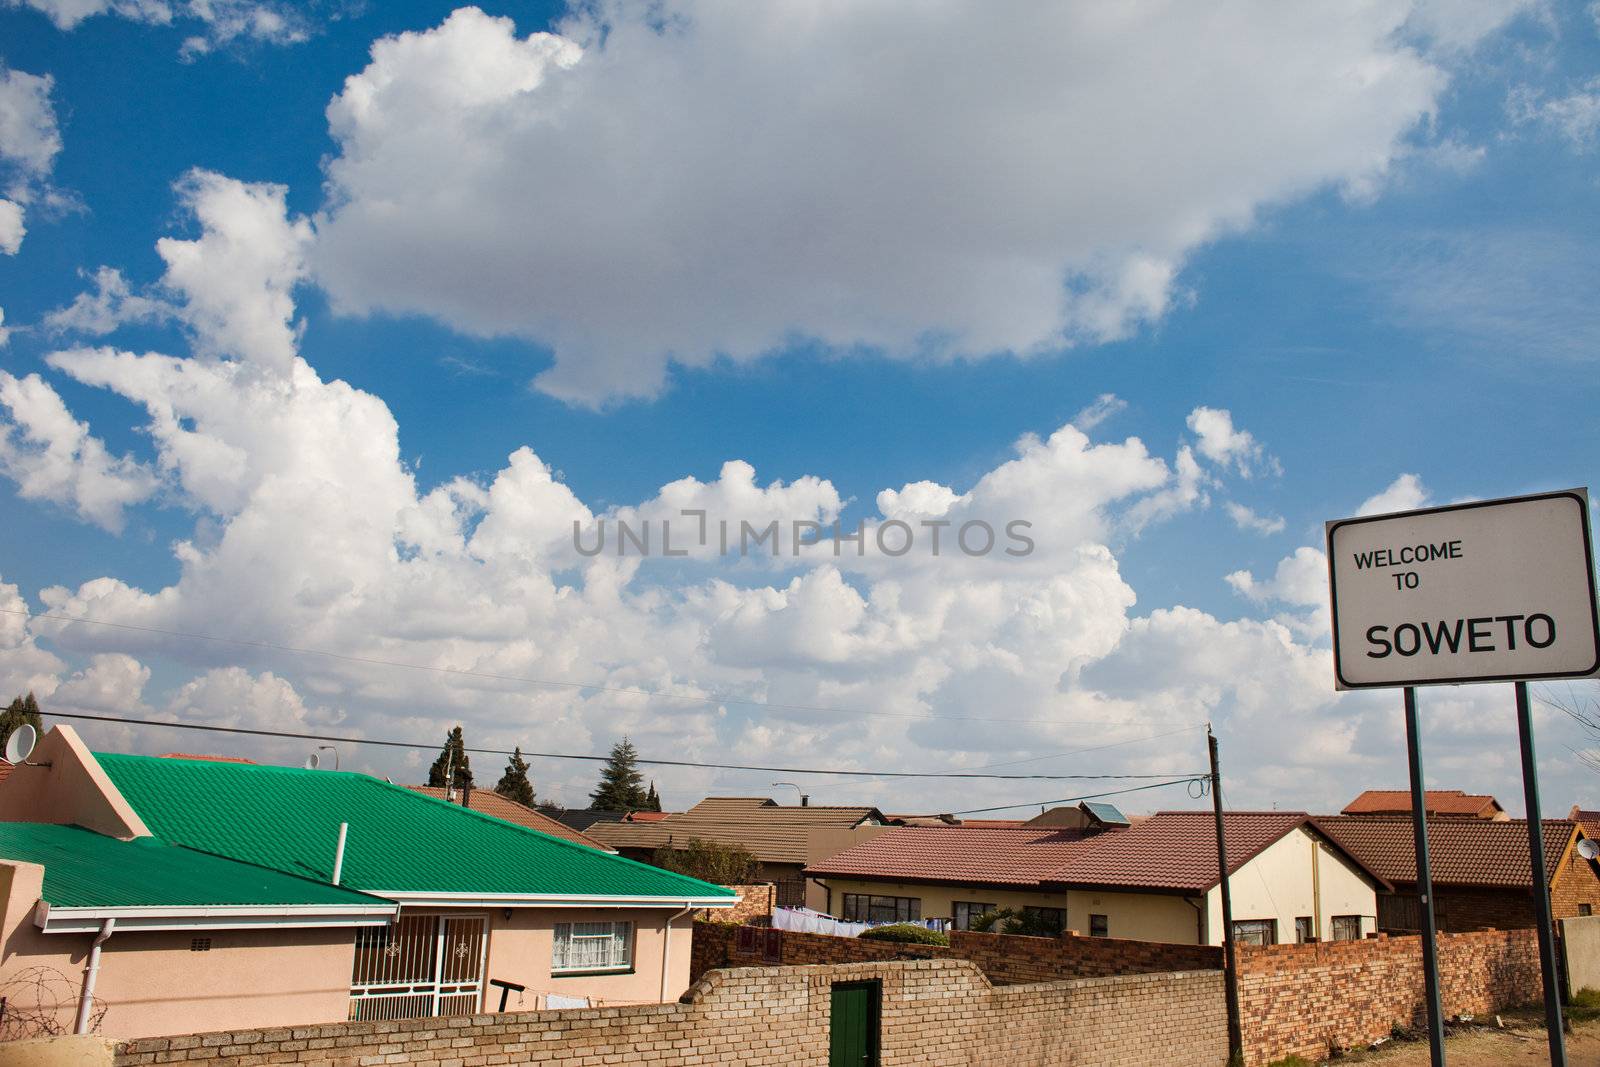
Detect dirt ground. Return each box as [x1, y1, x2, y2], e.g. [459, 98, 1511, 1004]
[1338, 1015, 1600, 1066]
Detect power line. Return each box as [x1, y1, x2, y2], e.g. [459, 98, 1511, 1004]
[921, 776, 1210, 817]
[44, 710, 1210, 783]
[4, 607, 1203, 731]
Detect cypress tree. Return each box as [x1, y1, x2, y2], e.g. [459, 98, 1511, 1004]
[495, 747, 536, 806]
[0, 692, 43, 751]
[427, 726, 473, 789]
[589, 736, 648, 810]
[644, 781, 661, 812]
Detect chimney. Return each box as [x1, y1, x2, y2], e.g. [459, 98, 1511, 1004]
[462, 781, 472, 810]
[800, 794, 809, 807]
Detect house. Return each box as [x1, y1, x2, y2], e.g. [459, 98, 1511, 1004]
[1320, 815, 1600, 932]
[804, 809, 1388, 946]
[407, 784, 615, 850]
[587, 796, 892, 908]
[1342, 789, 1508, 820]
[0, 726, 734, 1040]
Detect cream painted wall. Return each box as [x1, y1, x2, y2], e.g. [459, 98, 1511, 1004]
[811, 878, 1203, 942]
[482, 906, 695, 1009]
[1203, 828, 1378, 945]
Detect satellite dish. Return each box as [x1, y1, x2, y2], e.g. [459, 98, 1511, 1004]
[303, 752, 321, 770]
[1579, 839, 1600, 862]
[4, 724, 36, 765]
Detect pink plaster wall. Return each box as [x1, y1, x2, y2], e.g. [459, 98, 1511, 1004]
[482, 907, 695, 1009]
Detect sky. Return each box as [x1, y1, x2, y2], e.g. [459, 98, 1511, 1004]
[0, 0, 1598, 819]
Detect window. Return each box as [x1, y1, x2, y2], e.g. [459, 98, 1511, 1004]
[1581, 905, 1593, 917]
[1331, 915, 1363, 942]
[841, 894, 920, 924]
[552, 921, 633, 973]
[190, 937, 212, 952]
[1231, 919, 1276, 946]
[952, 901, 998, 931]
[1294, 917, 1314, 943]
[1021, 906, 1065, 936]
[1088, 914, 1109, 938]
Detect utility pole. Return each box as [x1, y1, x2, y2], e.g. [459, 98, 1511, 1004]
[1516, 680, 1568, 1067]
[1209, 726, 1242, 1064]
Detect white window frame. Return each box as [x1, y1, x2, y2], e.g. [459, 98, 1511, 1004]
[552, 920, 635, 974]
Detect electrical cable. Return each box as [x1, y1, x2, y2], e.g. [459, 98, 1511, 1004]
[900, 776, 1210, 817]
[41, 709, 1210, 783]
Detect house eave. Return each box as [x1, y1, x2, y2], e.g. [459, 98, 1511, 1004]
[371, 890, 737, 909]
[35, 900, 399, 934]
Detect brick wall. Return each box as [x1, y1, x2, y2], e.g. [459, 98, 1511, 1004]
[112, 959, 1230, 1067]
[690, 919, 1221, 986]
[1237, 929, 1543, 1065]
[1551, 849, 1600, 920]
[697, 882, 775, 924]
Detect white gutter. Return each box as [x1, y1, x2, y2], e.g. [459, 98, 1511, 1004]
[37, 901, 398, 935]
[74, 918, 114, 1035]
[660, 903, 695, 1002]
[371, 891, 736, 909]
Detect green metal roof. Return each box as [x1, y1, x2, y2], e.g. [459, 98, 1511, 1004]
[96, 754, 735, 901]
[0, 822, 386, 909]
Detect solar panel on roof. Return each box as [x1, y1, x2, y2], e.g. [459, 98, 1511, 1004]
[1081, 802, 1131, 827]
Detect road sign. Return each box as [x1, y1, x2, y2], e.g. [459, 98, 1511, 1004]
[1326, 489, 1599, 690]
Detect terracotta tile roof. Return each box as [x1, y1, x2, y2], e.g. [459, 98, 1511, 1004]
[805, 826, 1108, 886]
[0, 759, 10, 786]
[1342, 789, 1504, 818]
[1570, 808, 1600, 836]
[625, 811, 674, 822]
[408, 786, 614, 851]
[806, 811, 1380, 894]
[1319, 815, 1577, 889]
[1054, 811, 1376, 892]
[158, 752, 258, 764]
[587, 796, 886, 865]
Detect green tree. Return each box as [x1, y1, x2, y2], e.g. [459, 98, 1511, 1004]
[0, 692, 43, 753]
[652, 838, 757, 885]
[643, 781, 662, 812]
[589, 736, 649, 810]
[494, 747, 536, 806]
[427, 726, 473, 789]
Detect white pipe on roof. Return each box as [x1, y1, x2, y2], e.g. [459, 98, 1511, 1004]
[74, 917, 114, 1035]
[332, 822, 348, 886]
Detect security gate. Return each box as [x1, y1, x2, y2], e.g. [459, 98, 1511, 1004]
[348, 913, 486, 1021]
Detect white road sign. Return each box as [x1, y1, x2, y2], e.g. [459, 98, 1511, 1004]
[1326, 489, 1599, 689]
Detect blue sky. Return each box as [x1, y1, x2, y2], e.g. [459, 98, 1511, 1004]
[0, 0, 1597, 816]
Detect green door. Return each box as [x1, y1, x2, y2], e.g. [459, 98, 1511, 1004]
[829, 981, 879, 1067]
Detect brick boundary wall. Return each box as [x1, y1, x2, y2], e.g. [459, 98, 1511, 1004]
[697, 882, 775, 924]
[1237, 929, 1543, 1065]
[689, 919, 1221, 985]
[112, 960, 1230, 1067]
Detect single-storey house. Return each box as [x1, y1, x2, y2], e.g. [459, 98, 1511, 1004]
[805, 809, 1388, 946]
[588, 796, 893, 909]
[1320, 814, 1600, 932]
[0, 727, 733, 1040]
[1342, 789, 1508, 820]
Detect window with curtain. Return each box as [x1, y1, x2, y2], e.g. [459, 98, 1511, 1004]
[1331, 915, 1363, 941]
[841, 894, 921, 923]
[1231, 919, 1276, 946]
[552, 921, 634, 973]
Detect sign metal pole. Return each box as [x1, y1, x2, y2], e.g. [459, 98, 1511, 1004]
[1516, 679, 1568, 1067]
[1208, 728, 1242, 1064]
[1405, 686, 1447, 1067]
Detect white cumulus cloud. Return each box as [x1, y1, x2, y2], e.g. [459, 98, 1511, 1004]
[313, 2, 1496, 405]
[0, 63, 63, 254]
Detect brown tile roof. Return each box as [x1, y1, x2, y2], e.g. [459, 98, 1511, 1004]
[1054, 811, 1385, 893]
[408, 786, 614, 851]
[587, 796, 886, 865]
[807, 811, 1384, 894]
[806, 826, 1108, 886]
[1570, 808, 1600, 836]
[1319, 815, 1577, 889]
[1342, 790, 1504, 818]
[625, 811, 673, 822]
